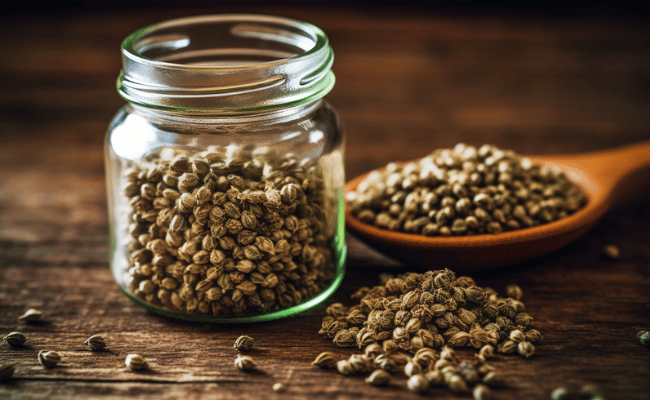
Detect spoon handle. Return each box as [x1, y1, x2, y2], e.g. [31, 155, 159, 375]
[546, 141, 650, 210]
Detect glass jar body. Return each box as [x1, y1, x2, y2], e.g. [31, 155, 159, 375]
[105, 101, 346, 321]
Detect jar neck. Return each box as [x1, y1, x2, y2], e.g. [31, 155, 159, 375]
[129, 99, 323, 129]
[117, 14, 335, 115]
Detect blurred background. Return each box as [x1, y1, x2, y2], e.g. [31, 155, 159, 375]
[0, 0, 648, 243]
[0, 1, 648, 180]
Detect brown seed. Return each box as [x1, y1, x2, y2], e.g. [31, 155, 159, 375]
[3, 332, 27, 347]
[0, 363, 16, 382]
[603, 244, 620, 260]
[312, 352, 338, 369]
[83, 335, 108, 350]
[38, 350, 61, 368]
[18, 308, 42, 323]
[234, 355, 256, 371]
[272, 383, 287, 392]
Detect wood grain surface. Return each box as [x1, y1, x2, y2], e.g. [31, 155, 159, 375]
[1, 5, 649, 400]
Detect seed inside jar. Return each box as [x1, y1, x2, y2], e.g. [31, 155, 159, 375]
[119, 145, 341, 317]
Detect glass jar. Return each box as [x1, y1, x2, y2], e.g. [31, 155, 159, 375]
[105, 14, 346, 322]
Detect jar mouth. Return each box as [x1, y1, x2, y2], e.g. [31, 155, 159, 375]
[117, 14, 335, 114]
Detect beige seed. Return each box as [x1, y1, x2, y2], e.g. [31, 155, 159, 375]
[272, 383, 287, 392]
[404, 360, 422, 377]
[407, 374, 429, 393]
[365, 369, 391, 386]
[505, 284, 523, 300]
[38, 350, 61, 368]
[603, 244, 620, 260]
[18, 308, 42, 323]
[234, 355, 256, 371]
[473, 383, 492, 400]
[517, 341, 535, 358]
[3, 332, 27, 348]
[125, 354, 147, 370]
[311, 352, 338, 369]
[0, 363, 16, 382]
[482, 371, 506, 387]
[234, 335, 254, 351]
[448, 374, 469, 393]
[83, 335, 108, 350]
[336, 360, 354, 375]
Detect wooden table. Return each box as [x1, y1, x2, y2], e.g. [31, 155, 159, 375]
[1, 5, 649, 400]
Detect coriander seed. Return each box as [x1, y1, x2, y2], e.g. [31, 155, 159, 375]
[125, 354, 147, 370]
[83, 335, 108, 350]
[424, 370, 445, 387]
[407, 374, 429, 393]
[272, 383, 287, 392]
[0, 363, 16, 382]
[234, 355, 256, 371]
[550, 387, 571, 400]
[234, 335, 254, 351]
[311, 352, 338, 369]
[505, 284, 523, 300]
[473, 383, 492, 400]
[336, 360, 354, 375]
[3, 332, 27, 348]
[517, 341, 535, 358]
[348, 143, 585, 236]
[447, 374, 469, 393]
[603, 244, 620, 260]
[38, 350, 61, 368]
[18, 308, 42, 323]
[482, 371, 506, 387]
[404, 360, 422, 377]
[365, 369, 391, 386]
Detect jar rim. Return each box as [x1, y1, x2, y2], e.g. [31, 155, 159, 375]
[117, 14, 335, 114]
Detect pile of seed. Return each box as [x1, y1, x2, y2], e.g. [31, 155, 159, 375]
[316, 268, 542, 396]
[346, 143, 585, 235]
[120, 145, 338, 317]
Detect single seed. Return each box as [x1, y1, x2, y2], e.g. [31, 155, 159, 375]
[447, 374, 469, 393]
[3, 332, 27, 348]
[311, 352, 338, 369]
[234, 355, 256, 371]
[505, 284, 523, 300]
[83, 335, 108, 350]
[38, 350, 61, 368]
[550, 387, 571, 400]
[125, 354, 147, 370]
[18, 308, 42, 323]
[638, 331, 650, 346]
[517, 341, 535, 358]
[336, 360, 355, 375]
[407, 374, 429, 393]
[603, 244, 620, 260]
[424, 369, 445, 386]
[509, 329, 526, 343]
[404, 360, 422, 377]
[272, 383, 287, 392]
[365, 369, 391, 386]
[473, 383, 492, 400]
[0, 363, 16, 382]
[234, 335, 254, 351]
[482, 371, 506, 387]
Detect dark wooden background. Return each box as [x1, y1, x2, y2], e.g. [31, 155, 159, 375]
[1, 3, 649, 399]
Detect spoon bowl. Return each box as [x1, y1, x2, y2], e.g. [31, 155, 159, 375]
[345, 142, 650, 270]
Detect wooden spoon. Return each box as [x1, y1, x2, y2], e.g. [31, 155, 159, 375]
[345, 141, 650, 270]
